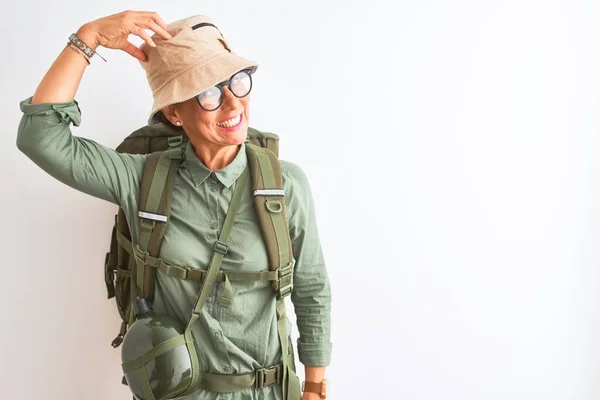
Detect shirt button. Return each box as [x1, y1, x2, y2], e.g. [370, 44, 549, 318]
[222, 366, 231, 373]
[210, 221, 218, 230]
[211, 185, 219, 193]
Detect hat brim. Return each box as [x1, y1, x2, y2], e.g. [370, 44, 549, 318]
[148, 52, 258, 125]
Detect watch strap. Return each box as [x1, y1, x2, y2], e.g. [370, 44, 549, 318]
[302, 379, 327, 398]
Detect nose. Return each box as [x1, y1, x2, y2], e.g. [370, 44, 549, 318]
[221, 86, 241, 110]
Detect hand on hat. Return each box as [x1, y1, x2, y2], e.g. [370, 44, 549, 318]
[77, 10, 172, 62]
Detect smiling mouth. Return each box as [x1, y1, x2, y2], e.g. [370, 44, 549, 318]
[216, 113, 242, 128]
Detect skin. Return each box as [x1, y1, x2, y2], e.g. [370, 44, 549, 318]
[29, 9, 326, 399]
[160, 88, 250, 171]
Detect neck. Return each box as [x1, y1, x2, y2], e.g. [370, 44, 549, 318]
[191, 140, 241, 171]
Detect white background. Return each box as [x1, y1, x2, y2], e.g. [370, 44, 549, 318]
[1, 0, 599, 399]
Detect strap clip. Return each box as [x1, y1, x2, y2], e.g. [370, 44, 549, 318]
[168, 135, 183, 148]
[133, 245, 149, 265]
[277, 284, 293, 299]
[277, 261, 294, 299]
[278, 261, 294, 279]
[213, 240, 230, 255]
[255, 364, 281, 389]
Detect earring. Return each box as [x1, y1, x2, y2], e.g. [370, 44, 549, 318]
[175, 121, 182, 126]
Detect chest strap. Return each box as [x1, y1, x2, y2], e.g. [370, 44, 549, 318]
[130, 244, 293, 281]
[119, 213, 294, 288]
[129, 244, 294, 308]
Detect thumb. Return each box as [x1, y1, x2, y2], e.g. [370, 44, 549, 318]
[121, 41, 147, 62]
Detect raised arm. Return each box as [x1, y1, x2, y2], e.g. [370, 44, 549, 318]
[17, 11, 172, 205]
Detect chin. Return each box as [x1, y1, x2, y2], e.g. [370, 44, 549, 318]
[233, 125, 249, 143]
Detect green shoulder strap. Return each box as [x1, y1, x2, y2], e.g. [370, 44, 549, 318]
[245, 142, 294, 294]
[132, 146, 184, 319]
[182, 165, 250, 394]
[245, 142, 300, 399]
[247, 127, 279, 157]
[121, 167, 251, 399]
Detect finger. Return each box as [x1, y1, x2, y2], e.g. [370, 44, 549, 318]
[148, 12, 171, 37]
[121, 41, 147, 62]
[146, 20, 172, 41]
[134, 12, 171, 40]
[133, 26, 156, 47]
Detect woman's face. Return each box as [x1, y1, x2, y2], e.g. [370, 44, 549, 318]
[163, 85, 251, 148]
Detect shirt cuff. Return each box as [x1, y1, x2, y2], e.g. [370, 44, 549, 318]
[297, 341, 332, 367]
[20, 96, 82, 127]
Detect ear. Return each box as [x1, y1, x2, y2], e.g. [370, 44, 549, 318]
[160, 104, 180, 126]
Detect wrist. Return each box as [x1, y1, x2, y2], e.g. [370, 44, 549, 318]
[302, 378, 327, 399]
[304, 366, 326, 382]
[302, 393, 323, 400]
[75, 25, 99, 51]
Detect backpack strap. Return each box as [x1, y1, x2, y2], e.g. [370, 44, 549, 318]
[246, 127, 280, 157]
[245, 143, 294, 295]
[182, 165, 250, 394]
[245, 143, 301, 399]
[132, 147, 183, 316]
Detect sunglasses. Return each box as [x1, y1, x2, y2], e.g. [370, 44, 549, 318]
[195, 68, 254, 112]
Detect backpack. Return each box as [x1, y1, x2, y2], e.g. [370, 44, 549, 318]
[103, 122, 300, 398]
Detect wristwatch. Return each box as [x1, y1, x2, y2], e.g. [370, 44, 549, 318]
[302, 379, 327, 399]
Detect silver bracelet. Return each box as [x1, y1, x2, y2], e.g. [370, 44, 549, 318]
[68, 33, 107, 62]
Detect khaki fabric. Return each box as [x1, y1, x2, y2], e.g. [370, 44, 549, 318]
[138, 15, 258, 125]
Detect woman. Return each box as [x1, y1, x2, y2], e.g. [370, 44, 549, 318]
[16, 11, 331, 400]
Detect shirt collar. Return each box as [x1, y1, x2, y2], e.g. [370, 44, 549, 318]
[184, 141, 247, 188]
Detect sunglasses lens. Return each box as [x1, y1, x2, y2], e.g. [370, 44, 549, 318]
[197, 86, 222, 111]
[229, 71, 252, 97]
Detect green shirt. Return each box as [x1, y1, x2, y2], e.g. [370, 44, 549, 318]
[16, 96, 332, 400]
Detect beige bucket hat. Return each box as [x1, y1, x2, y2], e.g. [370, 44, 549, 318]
[139, 15, 258, 124]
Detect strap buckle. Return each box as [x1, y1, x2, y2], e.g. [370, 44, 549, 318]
[278, 261, 294, 279]
[213, 240, 230, 255]
[255, 364, 281, 389]
[277, 285, 293, 299]
[133, 245, 149, 265]
[277, 261, 294, 299]
[168, 135, 183, 148]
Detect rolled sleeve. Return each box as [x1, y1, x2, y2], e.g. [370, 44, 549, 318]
[16, 96, 145, 206]
[282, 161, 332, 367]
[19, 96, 83, 126]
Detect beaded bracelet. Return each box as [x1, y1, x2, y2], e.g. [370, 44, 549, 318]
[68, 33, 107, 63]
[67, 43, 91, 64]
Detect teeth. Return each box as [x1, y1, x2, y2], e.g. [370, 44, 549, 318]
[217, 114, 241, 128]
